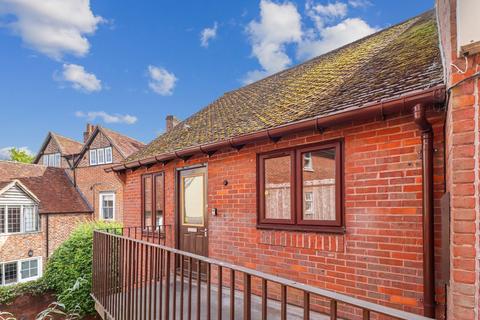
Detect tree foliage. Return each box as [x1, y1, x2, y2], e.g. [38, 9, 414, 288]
[44, 221, 121, 316]
[8, 148, 34, 163]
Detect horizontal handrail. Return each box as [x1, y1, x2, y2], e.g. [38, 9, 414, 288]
[93, 229, 433, 320]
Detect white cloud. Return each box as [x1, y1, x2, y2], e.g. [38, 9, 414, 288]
[0, 146, 33, 160]
[243, 0, 302, 84]
[243, 0, 377, 84]
[147, 65, 177, 96]
[200, 22, 218, 47]
[0, 0, 104, 60]
[297, 17, 378, 60]
[59, 64, 102, 92]
[348, 0, 372, 8]
[75, 111, 137, 124]
[305, 0, 347, 30]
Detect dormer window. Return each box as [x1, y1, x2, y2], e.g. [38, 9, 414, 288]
[89, 147, 113, 166]
[42, 153, 61, 167]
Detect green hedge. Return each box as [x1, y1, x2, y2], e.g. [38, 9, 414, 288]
[0, 278, 48, 305]
[44, 221, 121, 316]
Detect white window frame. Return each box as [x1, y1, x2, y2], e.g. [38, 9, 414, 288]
[0, 204, 40, 235]
[304, 191, 314, 215]
[99, 192, 115, 220]
[0, 257, 42, 286]
[303, 152, 313, 171]
[105, 147, 113, 164]
[43, 153, 61, 167]
[90, 150, 97, 166]
[97, 148, 105, 165]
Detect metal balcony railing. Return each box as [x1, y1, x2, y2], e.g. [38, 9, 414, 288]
[92, 229, 434, 320]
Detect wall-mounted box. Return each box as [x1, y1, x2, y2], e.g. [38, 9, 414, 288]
[457, 0, 480, 56]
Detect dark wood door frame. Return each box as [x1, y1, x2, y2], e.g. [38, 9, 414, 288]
[175, 163, 208, 256]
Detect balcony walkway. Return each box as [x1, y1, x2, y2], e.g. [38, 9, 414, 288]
[93, 228, 434, 320]
[101, 277, 328, 320]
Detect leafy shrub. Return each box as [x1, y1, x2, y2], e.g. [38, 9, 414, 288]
[44, 220, 121, 315]
[0, 278, 48, 305]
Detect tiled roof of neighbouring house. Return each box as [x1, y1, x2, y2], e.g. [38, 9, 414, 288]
[128, 10, 444, 162]
[0, 161, 92, 214]
[51, 133, 84, 156]
[100, 127, 146, 159]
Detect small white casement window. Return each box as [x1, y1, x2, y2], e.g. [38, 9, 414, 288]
[303, 152, 313, 171]
[97, 148, 105, 165]
[0, 258, 42, 286]
[54, 153, 61, 167]
[304, 192, 314, 215]
[105, 147, 113, 164]
[90, 150, 97, 165]
[43, 155, 49, 166]
[99, 192, 115, 220]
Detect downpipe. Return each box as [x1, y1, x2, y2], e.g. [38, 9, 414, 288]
[413, 103, 435, 318]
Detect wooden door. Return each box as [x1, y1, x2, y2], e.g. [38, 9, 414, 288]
[177, 166, 208, 257]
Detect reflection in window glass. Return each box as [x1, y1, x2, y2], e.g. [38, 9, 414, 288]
[23, 206, 37, 232]
[302, 149, 336, 220]
[264, 155, 291, 220]
[182, 175, 204, 225]
[143, 176, 152, 227]
[155, 174, 164, 227]
[21, 259, 38, 279]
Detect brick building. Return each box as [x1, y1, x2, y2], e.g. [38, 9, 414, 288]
[33, 124, 145, 223]
[98, 2, 480, 318]
[0, 161, 91, 285]
[108, 10, 446, 318]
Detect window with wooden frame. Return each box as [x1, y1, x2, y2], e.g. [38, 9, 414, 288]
[257, 140, 343, 233]
[142, 172, 165, 230]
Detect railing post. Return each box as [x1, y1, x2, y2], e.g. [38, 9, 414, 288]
[303, 292, 310, 320]
[165, 251, 171, 320]
[330, 300, 337, 320]
[243, 273, 251, 320]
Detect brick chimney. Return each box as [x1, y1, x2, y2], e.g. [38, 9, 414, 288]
[166, 115, 180, 132]
[83, 123, 95, 142]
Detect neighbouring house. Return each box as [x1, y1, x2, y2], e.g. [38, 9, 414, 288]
[0, 161, 92, 286]
[91, 1, 480, 319]
[33, 124, 145, 223]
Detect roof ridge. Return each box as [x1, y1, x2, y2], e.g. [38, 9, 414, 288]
[50, 132, 83, 145]
[100, 126, 145, 145]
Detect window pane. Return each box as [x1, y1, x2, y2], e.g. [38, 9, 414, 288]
[105, 147, 113, 163]
[90, 150, 97, 165]
[4, 262, 17, 284]
[182, 175, 204, 225]
[155, 174, 164, 227]
[302, 149, 336, 220]
[143, 176, 152, 227]
[43, 155, 49, 166]
[0, 206, 5, 234]
[97, 149, 105, 164]
[48, 154, 55, 167]
[264, 155, 291, 220]
[8, 206, 21, 233]
[24, 206, 37, 232]
[54, 153, 61, 167]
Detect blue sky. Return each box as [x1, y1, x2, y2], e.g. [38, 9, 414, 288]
[0, 0, 434, 158]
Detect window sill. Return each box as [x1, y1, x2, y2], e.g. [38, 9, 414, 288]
[0, 231, 42, 237]
[256, 224, 345, 234]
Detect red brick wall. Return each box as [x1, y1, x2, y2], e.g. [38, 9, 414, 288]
[123, 110, 445, 317]
[437, 0, 480, 319]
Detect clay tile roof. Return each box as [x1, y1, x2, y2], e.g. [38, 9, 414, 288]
[100, 127, 145, 159]
[0, 161, 92, 214]
[52, 133, 83, 156]
[128, 10, 444, 162]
